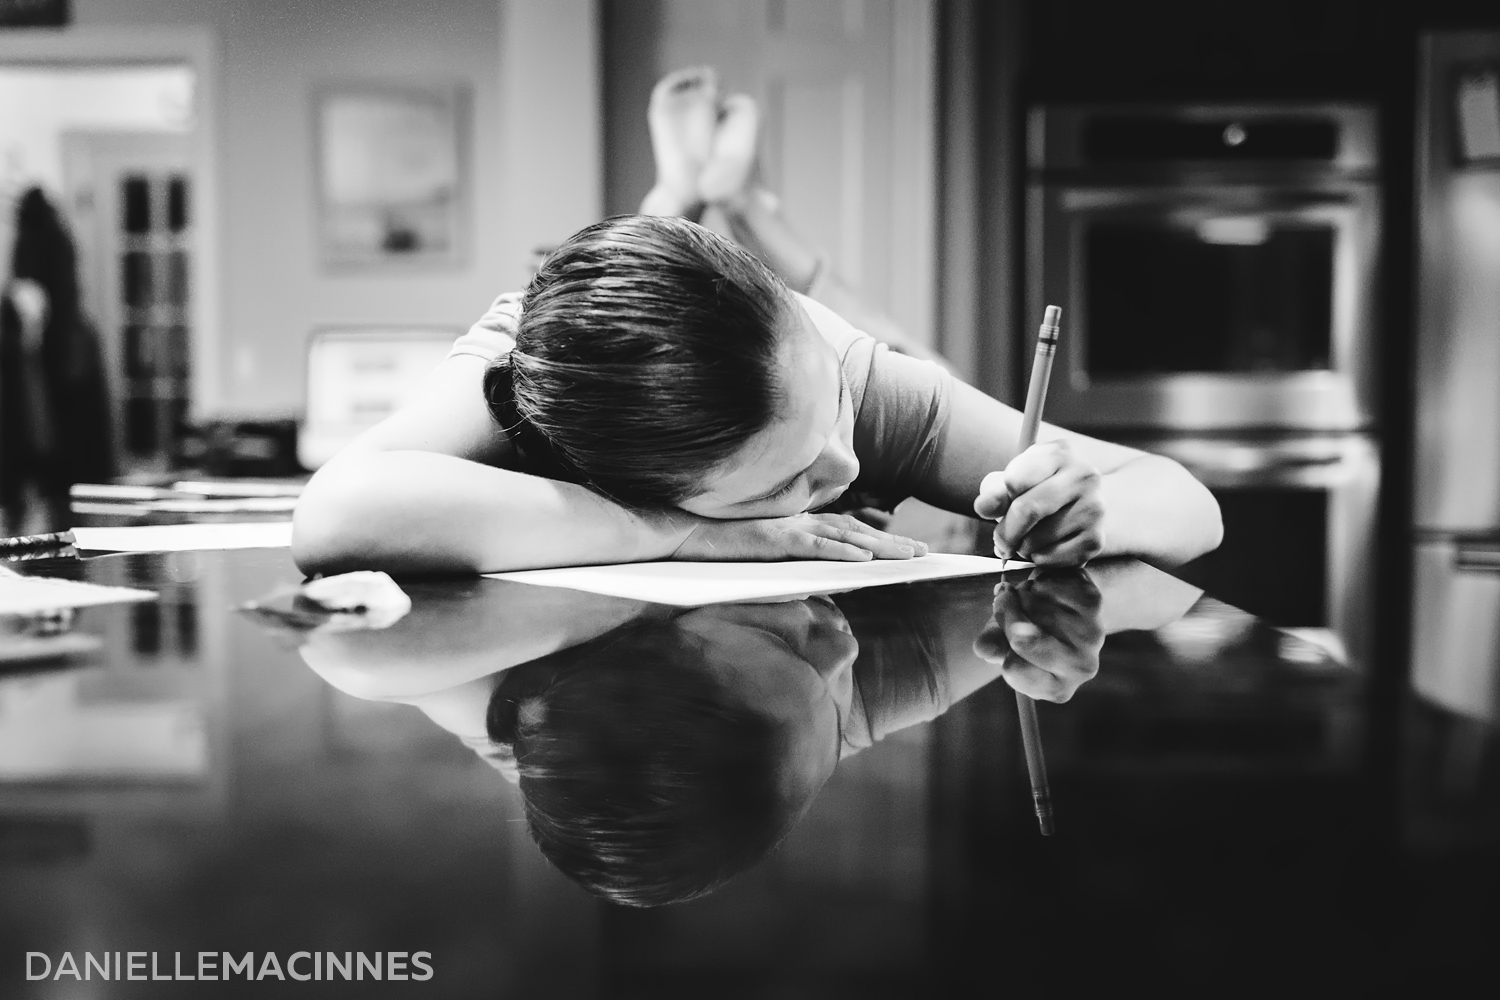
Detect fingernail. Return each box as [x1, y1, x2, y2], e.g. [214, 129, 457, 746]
[1010, 622, 1039, 640]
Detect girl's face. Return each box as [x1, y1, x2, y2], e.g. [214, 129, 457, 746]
[678, 597, 859, 802]
[676, 298, 860, 520]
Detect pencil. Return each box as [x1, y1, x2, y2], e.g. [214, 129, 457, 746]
[1013, 304, 1061, 836]
[0, 530, 76, 553]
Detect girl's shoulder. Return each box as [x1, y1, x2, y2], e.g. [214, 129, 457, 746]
[793, 292, 879, 414]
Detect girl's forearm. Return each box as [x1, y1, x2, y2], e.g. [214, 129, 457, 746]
[292, 450, 691, 576]
[1097, 455, 1223, 567]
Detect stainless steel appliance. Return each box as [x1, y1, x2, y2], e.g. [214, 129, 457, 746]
[1027, 103, 1381, 431]
[1025, 101, 1385, 666]
[1411, 32, 1500, 723]
[1140, 434, 1378, 670]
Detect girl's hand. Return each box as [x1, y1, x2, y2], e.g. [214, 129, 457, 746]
[671, 512, 928, 562]
[973, 570, 1105, 703]
[973, 440, 1106, 566]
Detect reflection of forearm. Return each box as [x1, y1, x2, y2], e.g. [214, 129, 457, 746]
[1098, 455, 1223, 567]
[292, 450, 685, 576]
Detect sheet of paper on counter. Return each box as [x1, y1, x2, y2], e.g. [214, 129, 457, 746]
[72, 521, 294, 553]
[0, 574, 157, 614]
[486, 552, 1020, 606]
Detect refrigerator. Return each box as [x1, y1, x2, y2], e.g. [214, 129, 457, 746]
[1410, 31, 1500, 723]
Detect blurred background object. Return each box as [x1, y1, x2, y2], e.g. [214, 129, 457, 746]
[1, 186, 115, 532]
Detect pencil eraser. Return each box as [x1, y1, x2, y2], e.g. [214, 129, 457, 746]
[1042, 305, 1062, 329]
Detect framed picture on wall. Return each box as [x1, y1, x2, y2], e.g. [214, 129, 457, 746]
[313, 81, 469, 268]
[1455, 66, 1500, 166]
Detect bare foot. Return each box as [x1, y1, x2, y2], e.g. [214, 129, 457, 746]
[699, 93, 760, 205]
[641, 67, 719, 216]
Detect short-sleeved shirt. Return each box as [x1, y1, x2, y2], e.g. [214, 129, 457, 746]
[451, 290, 952, 512]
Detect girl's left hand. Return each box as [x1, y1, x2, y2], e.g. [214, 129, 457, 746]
[973, 440, 1106, 566]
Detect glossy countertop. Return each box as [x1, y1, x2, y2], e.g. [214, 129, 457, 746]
[0, 540, 1494, 996]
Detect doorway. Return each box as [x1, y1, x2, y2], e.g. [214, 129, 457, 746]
[0, 27, 219, 484]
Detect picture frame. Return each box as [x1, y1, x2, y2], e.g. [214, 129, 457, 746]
[312, 81, 470, 268]
[1454, 64, 1500, 166]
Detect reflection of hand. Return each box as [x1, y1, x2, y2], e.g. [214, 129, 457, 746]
[973, 440, 1105, 566]
[972, 569, 1104, 703]
[671, 512, 928, 562]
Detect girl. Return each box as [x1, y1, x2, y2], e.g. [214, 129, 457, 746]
[292, 72, 1220, 577]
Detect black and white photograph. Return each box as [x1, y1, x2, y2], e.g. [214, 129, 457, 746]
[0, 1, 1497, 997]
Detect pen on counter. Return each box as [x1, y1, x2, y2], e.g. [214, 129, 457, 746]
[0, 530, 77, 555]
[1011, 304, 1061, 837]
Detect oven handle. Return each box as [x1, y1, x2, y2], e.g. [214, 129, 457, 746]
[1143, 439, 1375, 488]
[1055, 186, 1369, 212]
[1454, 541, 1500, 573]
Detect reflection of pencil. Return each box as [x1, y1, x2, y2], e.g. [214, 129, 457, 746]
[0, 530, 76, 553]
[1014, 305, 1061, 836]
[1015, 691, 1054, 835]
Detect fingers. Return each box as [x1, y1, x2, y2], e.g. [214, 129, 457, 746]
[1000, 464, 1099, 552]
[974, 583, 1102, 702]
[973, 470, 1012, 520]
[1009, 575, 1105, 651]
[1027, 526, 1105, 567]
[801, 532, 873, 561]
[811, 514, 929, 560]
[1000, 656, 1079, 703]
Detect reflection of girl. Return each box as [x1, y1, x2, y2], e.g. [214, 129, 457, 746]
[293, 70, 1221, 577]
[0, 188, 115, 531]
[297, 560, 1201, 907]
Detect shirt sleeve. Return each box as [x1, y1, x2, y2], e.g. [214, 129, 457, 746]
[448, 291, 521, 362]
[848, 344, 953, 506]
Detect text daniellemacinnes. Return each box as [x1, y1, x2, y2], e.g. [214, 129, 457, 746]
[26, 951, 434, 982]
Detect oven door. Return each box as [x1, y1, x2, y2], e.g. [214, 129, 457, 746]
[1141, 434, 1379, 670]
[1027, 182, 1380, 431]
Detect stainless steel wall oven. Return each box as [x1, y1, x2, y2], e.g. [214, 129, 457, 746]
[1026, 104, 1380, 432]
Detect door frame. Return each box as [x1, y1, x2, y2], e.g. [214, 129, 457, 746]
[0, 26, 222, 419]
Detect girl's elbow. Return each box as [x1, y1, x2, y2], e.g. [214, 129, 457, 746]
[291, 472, 374, 576]
[291, 502, 350, 577]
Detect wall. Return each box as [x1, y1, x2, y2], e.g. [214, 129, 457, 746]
[65, 0, 600, 418]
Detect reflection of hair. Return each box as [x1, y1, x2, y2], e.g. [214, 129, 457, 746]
[482, 215, 789, 508]
[487, 619, 794, 907]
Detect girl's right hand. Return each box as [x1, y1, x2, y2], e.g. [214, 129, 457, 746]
[669, 512, 929, 562]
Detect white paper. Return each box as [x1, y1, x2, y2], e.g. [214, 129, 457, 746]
[72, 521, 294, 553]
[145, 497, 299, 513]
[486, 552, 1017, 607]
[171, 480, 305, 498]
[0, 575, 156, 614]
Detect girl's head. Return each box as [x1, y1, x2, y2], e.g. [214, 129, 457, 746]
[487, 597, 858, 907]
[483, 215, 858, 514]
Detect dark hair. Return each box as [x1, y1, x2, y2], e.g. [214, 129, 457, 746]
[486, 619, 796, 907]
[482, 215, 791, 508]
